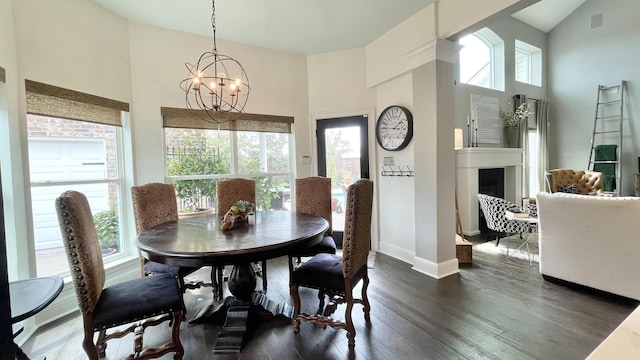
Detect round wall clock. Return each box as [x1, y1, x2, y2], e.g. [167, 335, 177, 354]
[375, 105, 413, 151]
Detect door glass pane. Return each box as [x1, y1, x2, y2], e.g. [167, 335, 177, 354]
[323, 126, 361, 232]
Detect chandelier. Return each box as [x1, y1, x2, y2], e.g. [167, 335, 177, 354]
[180, 0, 250, 123]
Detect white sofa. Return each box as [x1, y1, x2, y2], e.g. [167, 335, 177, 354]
[536, 192, 640, 300]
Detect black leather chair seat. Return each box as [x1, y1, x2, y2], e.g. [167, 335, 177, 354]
[294, 235, 336, 258]
[93, 273, 182, 330]
[291, 253, 345, 291]
[144, 261, 197, 279]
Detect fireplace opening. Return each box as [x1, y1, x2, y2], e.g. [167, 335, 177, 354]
[478, 168, 505, 233]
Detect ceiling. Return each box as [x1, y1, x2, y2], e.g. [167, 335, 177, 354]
[92, 0, 586, 56]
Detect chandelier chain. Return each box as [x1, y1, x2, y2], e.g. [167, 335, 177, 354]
[180, 0, 250, 123]
[211, 0, 217, 54]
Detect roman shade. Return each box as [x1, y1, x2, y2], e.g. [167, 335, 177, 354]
[25, 80, 128, 127]
[161, 106, 293, 134]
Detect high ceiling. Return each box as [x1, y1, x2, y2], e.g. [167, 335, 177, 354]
[92, 0, 586, 56]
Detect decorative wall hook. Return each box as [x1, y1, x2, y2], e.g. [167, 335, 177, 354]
[381, 166, 414, 177]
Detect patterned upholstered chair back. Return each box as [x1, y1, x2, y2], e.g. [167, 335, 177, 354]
[217, 178, 256, 213]
[477, 194, 529, 234]
[131, 182, 179, 234]
[342, 179, 374, 279]
[56, 190, 106, 315]
[295, 176, 332, 235]
[56, 190, 185, 360]
[545, 169, 604, 195]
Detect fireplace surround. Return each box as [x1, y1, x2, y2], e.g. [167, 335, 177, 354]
[456, 148, 524, 235]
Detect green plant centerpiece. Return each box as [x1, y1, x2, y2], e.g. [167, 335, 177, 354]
[220, 200, 255, 230]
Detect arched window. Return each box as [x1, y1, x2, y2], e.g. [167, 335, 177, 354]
[459, 28, 504, 91]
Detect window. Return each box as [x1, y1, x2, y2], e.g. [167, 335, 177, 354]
[459, 28, 505, 91]
[25, 80, 131, 276]
[162, 108, 294, 213]
[515, 40, 542, 86]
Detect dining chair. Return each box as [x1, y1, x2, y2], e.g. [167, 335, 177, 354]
[131, 182, 214, 296]
[131, 183, 189, 279]
[288, 176, 336, 281]
[290, 178, 373, 350]
[56, 190, 184, 360]
[216, 178, 268, 292]
[477, 193, 533, 246]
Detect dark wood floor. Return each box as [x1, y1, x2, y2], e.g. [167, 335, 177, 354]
[21, 239, 638, 360]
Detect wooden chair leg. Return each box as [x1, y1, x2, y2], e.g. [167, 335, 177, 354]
[217, 266, 224, 299]
[83, 318, 100, 360]
[362, 272, 371, 322]
[345, 289, 356, 350]
[261, 260, 268, 293]
[317, 290, 326, 315]
[287, 256, 295, 292]
[290, 284, 301, 333]
[171, 310, 184, 360]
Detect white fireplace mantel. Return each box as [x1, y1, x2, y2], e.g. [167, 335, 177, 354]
[456, 148, 524, 235]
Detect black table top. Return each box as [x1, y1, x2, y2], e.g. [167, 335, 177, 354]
[137, 211, 329, 267]
[10, 276, 63, 323]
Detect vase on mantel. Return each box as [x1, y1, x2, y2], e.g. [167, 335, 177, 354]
[504, 126, 520, 148]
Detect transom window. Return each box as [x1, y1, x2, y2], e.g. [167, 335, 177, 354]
[459, 28, 505, 91]
[515, 39, 542, 87]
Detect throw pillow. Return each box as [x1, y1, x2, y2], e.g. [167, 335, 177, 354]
[558, 183, 579, 194]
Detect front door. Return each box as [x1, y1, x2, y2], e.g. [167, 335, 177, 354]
[316, 115, 370, 247]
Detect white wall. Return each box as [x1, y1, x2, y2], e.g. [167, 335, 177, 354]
[548, 0, 640, 195]
[375, 73, 416, 263]
[0, 0, 29, 281]
[306, 48, 376, 178]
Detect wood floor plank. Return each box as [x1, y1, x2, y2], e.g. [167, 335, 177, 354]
[20, 240, 638, 360]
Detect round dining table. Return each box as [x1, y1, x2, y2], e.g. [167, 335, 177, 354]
[136, 210, 329, 353]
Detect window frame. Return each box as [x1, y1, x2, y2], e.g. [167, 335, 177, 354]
[515, 39, 542, 87]
[24, 81, 136, 277]
[163, 116, 295, 213]
[459, 28, 505, 91]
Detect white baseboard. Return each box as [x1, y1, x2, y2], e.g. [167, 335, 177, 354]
[412, 256, 460, 279]
[378, 241, 414, 265]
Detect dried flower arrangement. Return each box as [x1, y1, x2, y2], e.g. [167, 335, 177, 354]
[501, 103, 531, 128]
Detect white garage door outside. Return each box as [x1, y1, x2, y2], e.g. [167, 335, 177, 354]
[29, 138, 109, 250]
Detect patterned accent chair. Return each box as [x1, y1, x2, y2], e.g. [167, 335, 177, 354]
[288, 177, 337, 279]
[545, 169, 604, 195]
[477, 194, 532, 246]
[131, 183, 197, 286]
[291, 179, 373, 350]
[56, 190, 183, 360]
[216, 178, 268, 292]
